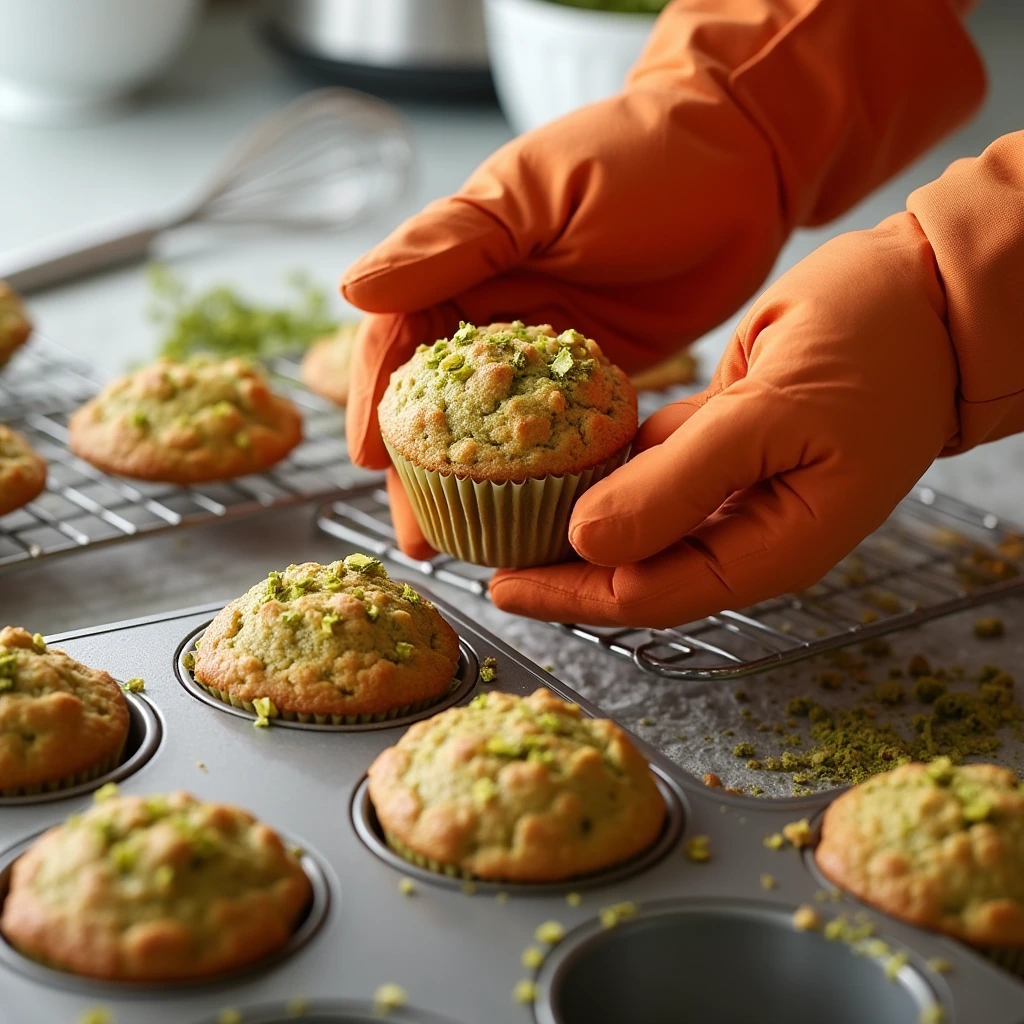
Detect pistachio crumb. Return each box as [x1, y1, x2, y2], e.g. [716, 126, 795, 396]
[234, 431, 250, 449]
[31, 633, 46, 653]
[398, 877, 416, 897]
[121, 677, 145, 693]
[395, 641, 414, 661]
[373, 983, 407, 1013]
[461, 881, 477, 896]
[763, 833, 785, 850]
[565, 892, 582, 908]
[93, 782, 119, 803]
[218, 1011, 242, 1024]
[927, 957, 953, 975]
[782, 818, 813, 849]
[919, 1008, 945, 1024]
[541, 664, 555, 672]
[344, 553, 386, 576]
[974, 617, 1004, 639]
[599, 901, 639, 929]
[196, 761, 208, 773]
[252, 696, 277, 727]
[684, 835, 711, 863]
[182, 651, 196, 671]
[792, 906, 821, 932]
[512, 980, 537, 1004]
[286, 997, 309, 1018]
[479, 657, 498, 683]
[733, 742, 756, 757]
[79, 1008, 113, 1024]
[760, 874, 777, 890]
[885, 952, 909, 980]
[495, 891, 509, 904]
[522, 946, 545, 969]
[400, 583, 421, 604]
[535, 921, 565, 945]
[639, 717, 653, 726]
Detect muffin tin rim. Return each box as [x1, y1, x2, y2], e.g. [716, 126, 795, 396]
[0, 689, 162, 807]
[188, 997, 463, 1024]
[349, 767, 687, 895]
[530, 895, 947, 1024]
[0, 825, 332, 995]
[174, 621, 479, 733]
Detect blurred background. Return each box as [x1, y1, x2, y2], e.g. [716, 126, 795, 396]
[0, 0, 1022, 630]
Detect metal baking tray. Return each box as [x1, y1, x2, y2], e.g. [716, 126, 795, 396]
[316, 484, 1024, 682]
[0, 338, 380, 572]
[1, 584, 1021, 1024]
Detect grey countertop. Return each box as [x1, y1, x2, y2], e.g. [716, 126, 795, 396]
[1, 1, 1023, 792]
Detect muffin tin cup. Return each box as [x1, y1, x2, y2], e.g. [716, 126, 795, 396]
[384, 441, 630, 569]
[533, 899, 942, 1024]
[176, 624, 478, 732]
[351, 770, 686, 893]
[0, 827, 331, 994]
[0, 691, 161, 805]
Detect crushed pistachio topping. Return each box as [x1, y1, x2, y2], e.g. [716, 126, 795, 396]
[373, 983, 408, 1013]
[733, 742, 755, 758]
[395, 641, 414, 661]
[535, 921, 565, 945]
[321, 612, 340, 636]
[479, 656, 498, 683]
[182, 650, 196, 671]
[684, 835, 711, 862]
[599, 901, 640, 929]
[512, 980, 538, 1004]
[131, 410, 149, 429]
[31, 632, 46, 653]
[472, 777, 499, 805]
[343, 553, 385, 576]
[792, 906, 821, 932]
[522, 946, 545, 969]
[234, 431, 250, 449]
[94, 782, 119, 803]
[121, 677, 145, 693]
[399, 877, 416, 896]
[401, 583, 421, 604]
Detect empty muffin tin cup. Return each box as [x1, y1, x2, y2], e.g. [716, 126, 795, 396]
[0, 829, 330, 993]
[0, 691, 161, 805]
[190, 1000, 458, 1023]
[176, 624, 477, 731]
[351, 769, 685, 893]
[533, 900, 942, 1024]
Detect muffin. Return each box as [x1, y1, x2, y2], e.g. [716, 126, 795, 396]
[0, 791, 311, 981]
[0, 426, 46, 516]
[378, 321, 637, 568]
[300, 320, 359, 406]
[192, 556, 461, 724]
[0, 282, 32, 370]
[368, 688, 667, 881]
[0, 627, 129, 796]
[816, 759, 1024, 973]
[68, 356, 302, 484]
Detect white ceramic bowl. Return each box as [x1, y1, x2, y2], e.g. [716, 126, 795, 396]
[0, 0, 203, 126]
[483, 0, 656, 135]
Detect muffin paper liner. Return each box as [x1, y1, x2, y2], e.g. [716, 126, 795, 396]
[384, 831, 477, 880]
[0, 741, 126, 798]
[977, 944, 1024, 979]
[195, 679, 454, 726]
[385, 442, 631, 568]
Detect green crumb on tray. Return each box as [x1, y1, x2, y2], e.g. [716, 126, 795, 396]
[885, 952, 910, 980]
[974, 617, 1004, 639]
[873, 681, 905, 705]
[566, 891, 582, 907]
[461, 881, 477, 896]
[684, 835, 711, 862]
[522, 946, 545, 969]
[920, 1008, 945, 1024]
[79, 1010, 113, 1024]
[286, 997, 309, 1018]
[599, 901, 639, 929]
[535, 921, 565, 945]
[513, 980, 538, 1004]
[763, 833, 784, 850]
[121, 677, 145, 693]
[399, 877, 416, 896]
[782, 819, 813, 848]
[495, 891, 509, 904]
[181, 651, 195, 671]
[373, 984, 408, 1013]
[252, 696, 277, 728]
[196, 761, 208, 773]
[479, 657, 498, 683]
[639, 717, 653, 726]
[791, 906, 821, 932]
[93, 782, 119, 803]
[733, 742, 756, 757]
[760, 874, 777, 890]
[927, 957, 953, 975]
[218, 1011, 242, 1024]
[31, 632, 46, 652]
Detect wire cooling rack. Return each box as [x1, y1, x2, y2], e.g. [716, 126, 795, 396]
[0, 339, 379, 571]
[316, 483, 1024, 680]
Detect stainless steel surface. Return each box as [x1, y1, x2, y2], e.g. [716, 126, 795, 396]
[317, 483, 1024, 680]
[0, 595, 1021, 1023]
[0, 89, 414, 294]
[262, 0, 489, 70]
[0, 339, 381, 571]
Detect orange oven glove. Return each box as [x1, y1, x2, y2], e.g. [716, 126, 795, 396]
[341, 0, 983, 558]
[490, 131, 1024, 626]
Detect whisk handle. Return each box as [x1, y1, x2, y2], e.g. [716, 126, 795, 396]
[0, 219, 165, 295]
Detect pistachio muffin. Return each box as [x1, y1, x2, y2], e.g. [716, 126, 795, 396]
[378, 321, 637, 567]
[816, 759, 1024, 965]
[0, 791, 312, 981]
[68, 356, 302, 484]
[0, 426, 46, 516]
[192, 556, 460, 723]
[0, 282, 32, 369]
[300, 320, 359, 406]
[368, 688, 667, 881]
[0, 627, 129, 795]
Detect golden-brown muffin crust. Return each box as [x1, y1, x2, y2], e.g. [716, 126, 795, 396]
[193, 557, 460, 720]
[0, 426, 46, 517]
[369, 688, 667, 881]
[0, 791, 312, 980]
[0, 282, 32, 369]
[378, 322, 637, 482]
[0, 627, 129, 793]
[300, 321, 358, 406]
[816, 759, 1024, 946]
[68, 357, 302, 484]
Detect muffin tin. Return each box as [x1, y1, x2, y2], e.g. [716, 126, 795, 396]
[1, 585, 1022, 1024]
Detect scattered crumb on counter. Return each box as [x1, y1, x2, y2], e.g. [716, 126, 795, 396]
[522, 947, 545, 969]
[79, 1010, 112, 1024]
[535, 921, 565, 945]
[93, 783, 118, 803]
[121, 677, 145, 693]
[684, 835, 711, 863]
[763, 833, 784, 850]
[286, 997, 309, 1018]
[461, 881, 477, 896]
[218, 1011, 242, 1024]
[792, 906, 821, 932]
[760, 874, 777, 890]
[566, 892, 582, 907]
[599, 901, 639, 929]
[782, 819, 813, 849]
[374, 984, 408, 1013]
[196, 761, 208, 773]
[399, 877, 416, 896]
[512, 980, 537, 1004]
[479, 657, 498, 683]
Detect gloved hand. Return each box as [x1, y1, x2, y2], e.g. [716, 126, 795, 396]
[491, 131, 1024, 626]
[341, 0, 982, 558]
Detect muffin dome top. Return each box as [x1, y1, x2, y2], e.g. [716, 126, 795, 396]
[368, 688, 666, 881]
[0, 426, 43, 474]
[0, 282, 31, 365]
[193, 557, 460, 718]
[0, 626, 129, 791]
[0, 791, 311, 980]
[816, 759, 1024, 945]
[378, 322, 637, 481]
